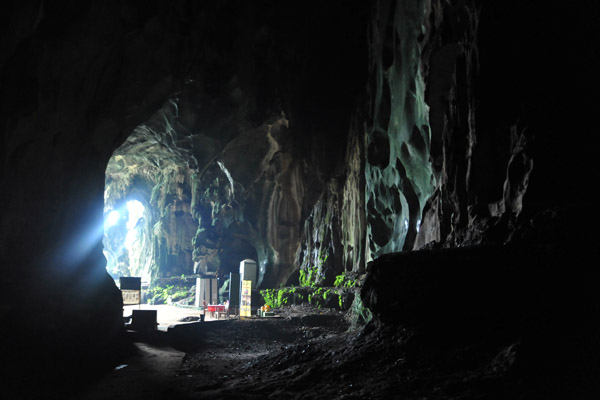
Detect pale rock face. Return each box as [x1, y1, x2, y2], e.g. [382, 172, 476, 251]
[364, 0, 436, 259]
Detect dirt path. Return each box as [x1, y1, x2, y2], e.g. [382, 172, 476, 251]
[80, 342, 185, 400]
[78, 304, 541, 399]
[79, 305, 350, 399]
[168, 306, 351, 399]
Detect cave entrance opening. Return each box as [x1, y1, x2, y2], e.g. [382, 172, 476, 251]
[122, 199, 146, 275]
[101, 97, 265, 321]
[103, 199, 151, 283]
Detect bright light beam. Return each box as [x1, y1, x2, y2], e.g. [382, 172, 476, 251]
[105, 210, 120, 228]
[126, 200, 144, 229]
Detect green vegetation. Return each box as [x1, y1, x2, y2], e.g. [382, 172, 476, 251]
[308, 287, 341, 308]
[333, 273, 358, 309]
[299, 252, 329, 287]
[260, 285, 342, 310]
[260, 286, 297, 308]
[349, 295, 372, 329]
[262, 264, 361, 312]
[334, 272, 356, 288]
[299, 265, 319, 287]
[148, 284, 189, 305]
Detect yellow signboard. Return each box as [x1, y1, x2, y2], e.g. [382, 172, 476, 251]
[240, 280, 252, 317]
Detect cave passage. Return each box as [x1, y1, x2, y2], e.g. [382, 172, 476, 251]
[101, 98, 203, 290]
[103, 199, 147, 281]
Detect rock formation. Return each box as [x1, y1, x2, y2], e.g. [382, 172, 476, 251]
[1, 0, 599, 396]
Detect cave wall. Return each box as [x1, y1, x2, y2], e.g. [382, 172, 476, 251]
[99, 0, 524, 291]
[412, 0, 600, 248]
[346, 0, 600, 256]
[98, 1, 370, 287]
[365, 0, 436, 257]
[415, 0, 534, 248]
[2, 0, 599, 394]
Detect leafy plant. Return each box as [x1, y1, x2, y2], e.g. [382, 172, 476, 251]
[318, 252, 329, 267]
[171, 289, 188, 301]
[334, 273, 356, 288]
[260, 287, 297, 308]
[148, 284, 188, 304]
[300, 265, 320, 287]
[261, 289, 276, 308]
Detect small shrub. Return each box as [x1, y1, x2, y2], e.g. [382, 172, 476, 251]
[260, 287, 297, 308]
[334, 273, 356, 288]
[148, 284, 188, 304]
[300, 265, 320, 287]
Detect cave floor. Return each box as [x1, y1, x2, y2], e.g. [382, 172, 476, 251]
[76, 304, 530, 400]
[80, 342, 185, 400]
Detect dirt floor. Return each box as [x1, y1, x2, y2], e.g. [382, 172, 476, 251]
[76, 302, 595, 400]
[81, 305, 356, 399]
[170, 306, 354, 399]
[76, 304, 504, 399]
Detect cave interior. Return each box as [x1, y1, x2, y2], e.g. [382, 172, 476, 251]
[1, 0, 600, 398]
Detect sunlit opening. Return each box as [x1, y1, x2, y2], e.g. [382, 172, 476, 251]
[103, 199, 148, 281]
[124, 200, 144, 250]
[105, 210, 120, 228]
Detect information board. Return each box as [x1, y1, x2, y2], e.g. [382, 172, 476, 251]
[240, 280, 252, 317]
[122, 289, 141, 305]
[120, 277, 141, 305]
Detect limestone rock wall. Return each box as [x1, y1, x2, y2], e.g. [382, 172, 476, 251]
[3, 1, 598, 393]
[414, 0, 535, 248]
[340, 116, 367, 273]
[298, 0, 598, 274]
[297, 179, 344, 286]
[151, 165, 197, 279]
[365, 0, 436, 259]
[412, 0, 599, 248]
[96, 1, 370, 288]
